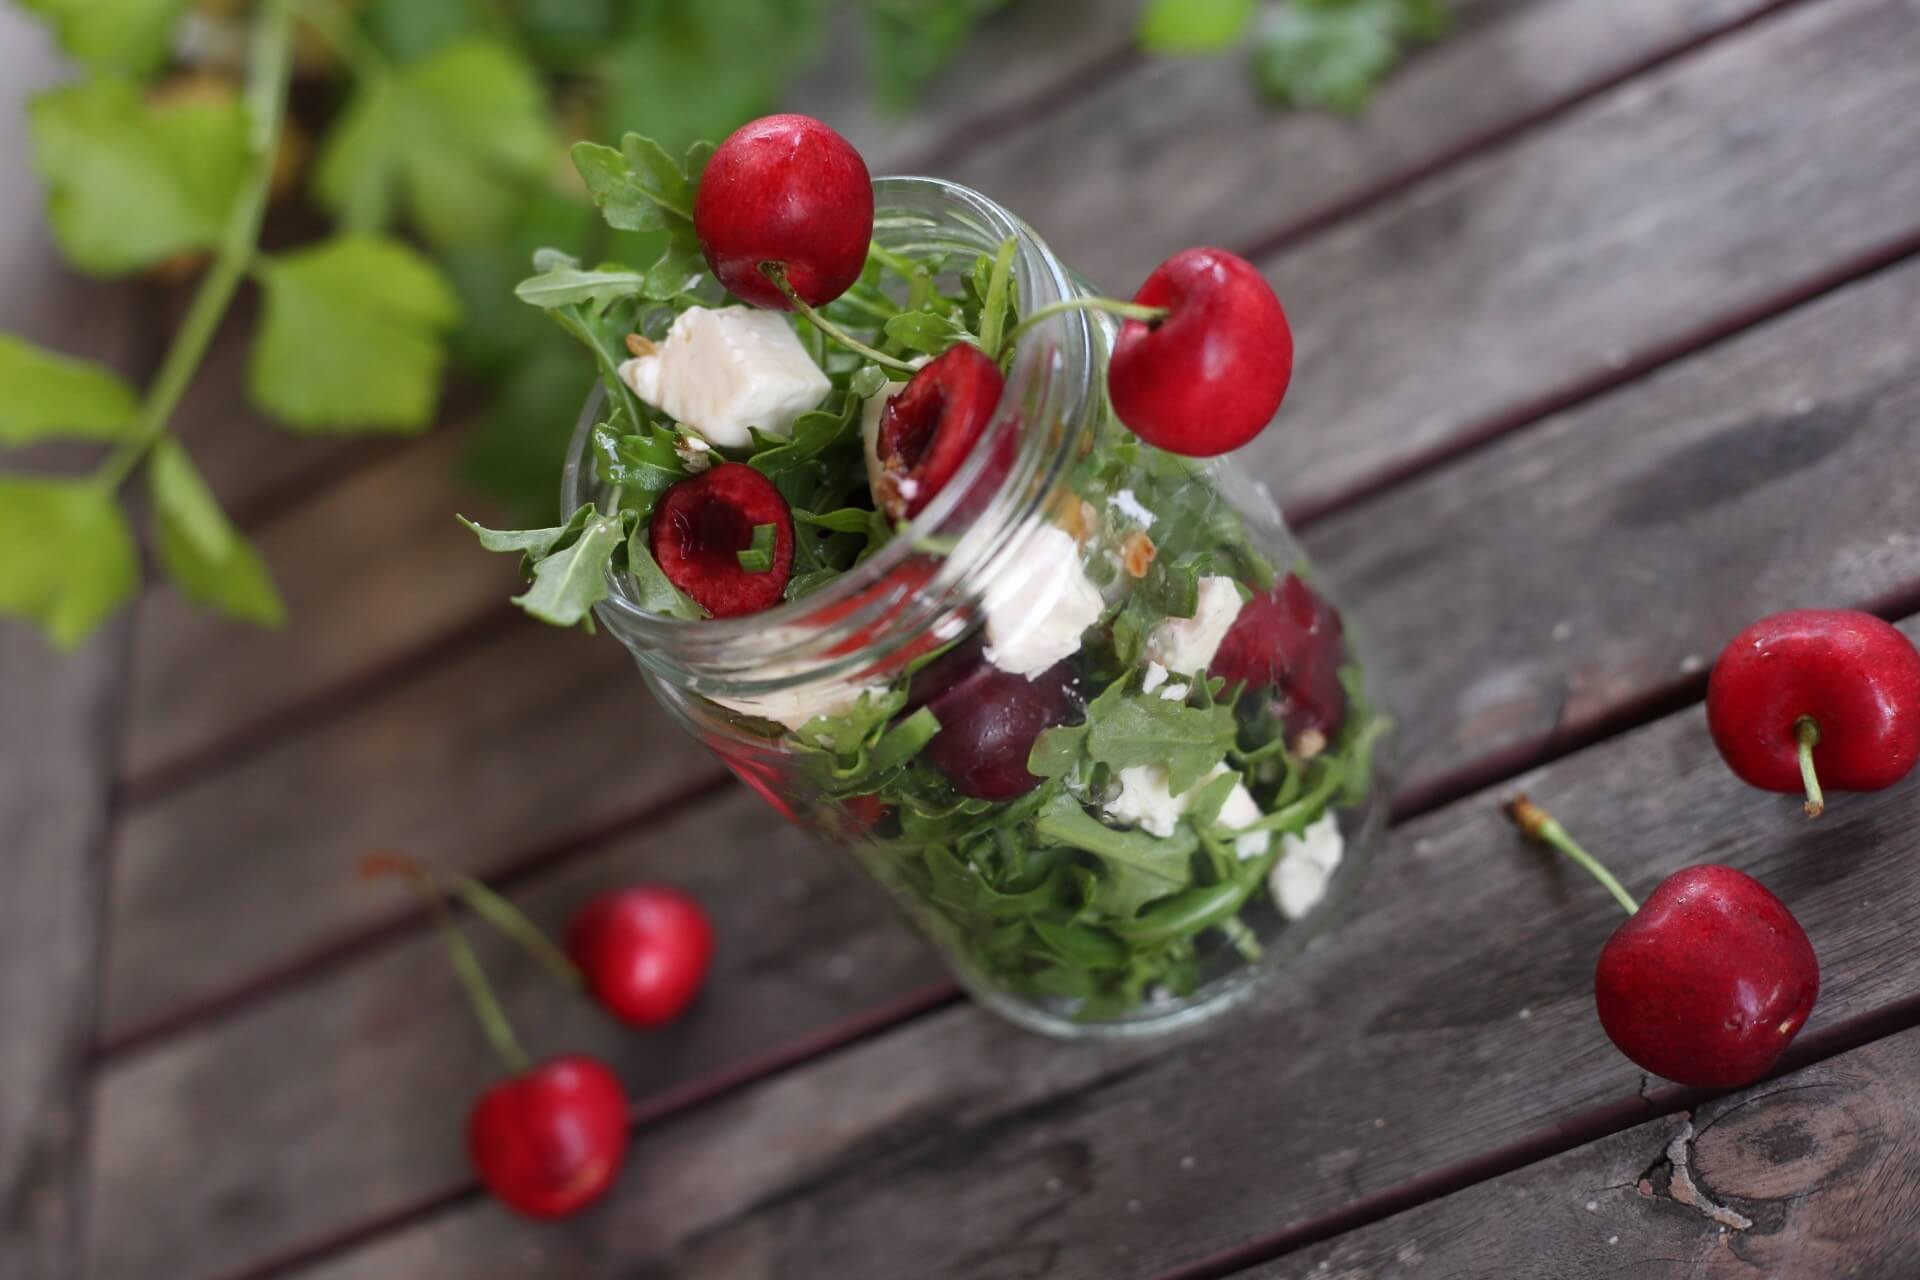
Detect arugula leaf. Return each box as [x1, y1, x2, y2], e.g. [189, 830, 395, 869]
[571, 134, 694, 232]
[737, 522, 778, 572]
[590, 423, 688, 512]
[0, 335, 139, 445]
[625, 517, 705, 619]
[252, 234, 459, 431]
[0, 475, 138, 649]
[315, 39, 553, 246]
[459, 503, 594, 562]
[1086, 691, 1239, 795]
[1138, 0, 1257, 52]
[147, 439, 285, 626]
[514, 264, 651, 310]
[883, 310, 973, 358]
[19, 0, 188, 76]
[1254, 0, 1448, 113]
[510, 506, 626, 626]
[1027, 722, 1088, 780]
[27, 78, 247, 275]
[1035, 793, 1196, 919]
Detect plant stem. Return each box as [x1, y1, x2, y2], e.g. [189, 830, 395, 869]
[999, 297, 1169, 351]
[442, 872, 584, 990]
[976, 236, 1017, 358]
[1505, 795, 1640, 915]
[761, 264, 918, 373]
[1796, 715, 1825, 818]
[93, 0, 296, 495]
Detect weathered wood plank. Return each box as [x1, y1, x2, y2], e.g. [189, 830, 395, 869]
[956, 0, 1920, 516]
[101, 620, 723, 1046]
[295, 613, 1920, 1280]
[120, 424, 514, 787]
[1255, 1027, 1920, 1278]
[85, 786, 943, 1280]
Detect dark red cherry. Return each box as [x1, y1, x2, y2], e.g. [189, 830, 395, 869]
[908, 639, 1082, 800]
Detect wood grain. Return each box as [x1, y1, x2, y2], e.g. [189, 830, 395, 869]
[960, 0, 1920, 517]
[100, 620, 722, 1046]
[293, 614, 1920, 1280]
[1257, 1029, 1920, 1279]
[84, 786, 944, 1280]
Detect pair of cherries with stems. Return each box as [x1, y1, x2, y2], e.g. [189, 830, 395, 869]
[653, 113, 1295, 617]
[361, 855, 713, 1218]
[1507, 608, 1920, 1090]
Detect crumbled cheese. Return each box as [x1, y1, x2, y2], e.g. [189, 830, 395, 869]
[1104, 764, 1267, 857]
[1268, 812, 1345, 919]
[860, 378, 909, 506]
[1107, 488, 1156, 528]
[1215, 782, 1270, 860]
[983, 525, 1105, 677]
[705, 636, 884, 732]
[618, 306, 829, 448]
[673, 433, 713, 472]
[1159, 681, 1190, 702]
[1140, 661, 1170, 694]
[1146, 575, 1244, 675]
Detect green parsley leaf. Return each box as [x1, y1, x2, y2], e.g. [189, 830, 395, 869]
[1137, 0, 1257, 53]
[18, 0, 188, 77]
[315, 39, 553, 247]
[571, 133, 694, 233]
[146, 438, 285, 626]
[251, 234, 459, 432]
[737, 522, 777, 572]
[27, 78, 247, 275]
[0, 334, 139, 445]
[0, 475, 138, 649]
[510, 506, 625, 626]
[1086, 692, 1239, 795]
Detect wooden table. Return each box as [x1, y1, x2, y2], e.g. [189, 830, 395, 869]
[9, 0, 1920, 1275]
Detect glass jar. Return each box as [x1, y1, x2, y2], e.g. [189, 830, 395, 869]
[561, 177, 1391, 1038]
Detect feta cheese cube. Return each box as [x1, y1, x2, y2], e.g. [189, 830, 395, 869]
[1140, 661, 1170, 694]
[1268, 812, 1345, 919]
[1146, 575, 1244, 675]
[983, 524, 1105, 677]
[1159, 681, 1190, 702]
[1103, 765, 1187, 838]
[619, 306, 829, 448]
[1214, 780, 1271, 860]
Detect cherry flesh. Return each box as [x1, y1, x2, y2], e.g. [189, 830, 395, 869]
[1107, 247, 1293, 457]
[650, 462, 794, 618]
[694, 113, 873, 310]
[1597, 865, 1818, 1089]
[908, 640, 1082, 800]
[808, 555, 947, 667]
[567, 887, 714, 1028]
[1707, 608, 1920, 816]
[468, 1054, 630, 1218]
[1209, 574, 1348, 747]
[875, 343, 1008, 523]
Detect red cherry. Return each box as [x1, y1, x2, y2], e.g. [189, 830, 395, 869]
[841, 792, 891, 834]
[807, 556, 945, 661]
[1209, 574, 1348, 745]
[650, 463, 794, 618]
[567, 887, 714, 1028]
[1707, 608, 1920, 816]
[468, 1055, 629, 1218]
[908, 639, 1082, 800]
[693, 113, 873, 310]
[1595, 865, 1819, 1089]
[874, 343, 1009, 523]
[1107, 247, 1292, 457]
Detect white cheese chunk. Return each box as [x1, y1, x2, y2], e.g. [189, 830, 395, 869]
[1140, 661, 1170, 694]
[619, 306, 829, 448]
[708, 673, 884, 734]
[1107, 488, 1156, 528]
[1215, 782, 1271, 860]
[1103, 764, 1268, 857]
[1159, 681, 1190, 702]
[983, 524, 1105, 677]
[1146, 575, 1244, 675]
[1268, 812, 1346, 919]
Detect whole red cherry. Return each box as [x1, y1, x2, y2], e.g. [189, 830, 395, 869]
[1107, 247, 1292, 457]
[468, 1055, 630, 1218]
[1707, 608, 1920, 817]
[567, 887, 714, 1028]
[693, 113, 873, 310]
[649, 463, 794, 618]
[908, 639, 1082, 800]
[874, 343, 1009, 523]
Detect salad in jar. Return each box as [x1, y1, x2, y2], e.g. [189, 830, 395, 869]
[466, 114, 1390, 1034]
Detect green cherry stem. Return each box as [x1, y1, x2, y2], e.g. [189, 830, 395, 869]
[1505, 795, 1640, 916]
[441, 871, 584, 990]
[760, 264, 918, 373]
[1795, 715, 1826, 819]
[998, 297, 1169, 352]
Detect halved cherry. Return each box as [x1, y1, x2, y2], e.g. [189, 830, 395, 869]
[875, 343, 1008, 522]
[650, 463, 794, 618]
[1210, 574, 1348, 747]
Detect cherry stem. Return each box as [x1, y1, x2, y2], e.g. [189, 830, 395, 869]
[361, 854, 529, 1074]
[760, 264, 918, 373]
[1796, 715, 1825, 818]
[442, 872, 583, 990]
[999, 298, 1169, 351]
[1504, 795, 1640, 916]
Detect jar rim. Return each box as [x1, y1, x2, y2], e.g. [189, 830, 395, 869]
[559, 174, 1102, 697]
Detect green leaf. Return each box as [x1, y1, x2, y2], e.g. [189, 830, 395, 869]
[590, 423, 688, 513]
[737, 522, 777, 572]
[1027, 723, 1089, 780]
[514, 265, 650, 310]
[147, 439, 285, 626]
[19, 0, 189, 76]
[624, 518, 705, 620]
[27, 78, 248, 275]
[315, 39, 553, 246]
[0, 475, 138, 648]
[252, 234, 459, 432]
[361, 0, 480, 60]
[1086, 693, 1239, 795]
[1034, 793, 1195, 919]
[459, 503, 593, 560]
[0, 335, 139, 445]
[571, 134, 693, 233]
[1138, 0, 1257, 52]
[511, 507, 625, 626]
[883, 310, 974, 358]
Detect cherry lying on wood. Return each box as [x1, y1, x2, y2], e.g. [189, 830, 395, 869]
[568, 887, 715, 1028]
[469, 1055, 631, 1219]
[1706, 608, 1920, 817]
[1505, 796, 1818, 1090]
